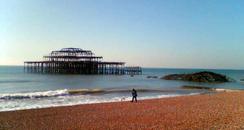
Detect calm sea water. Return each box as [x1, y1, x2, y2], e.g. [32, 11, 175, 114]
[0, 66, 244, 111]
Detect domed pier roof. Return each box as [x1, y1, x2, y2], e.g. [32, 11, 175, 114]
[60, 48, 84, 52]
[50, 48, 94, 56]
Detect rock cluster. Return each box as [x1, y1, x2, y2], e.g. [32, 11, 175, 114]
[162, 71, 230, 83]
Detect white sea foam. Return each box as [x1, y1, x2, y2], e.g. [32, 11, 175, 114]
[0, 90, 200, 112]
[0, 88, 186, 100]
[0, 89, 69, 100]
[214, 88, 240, 92]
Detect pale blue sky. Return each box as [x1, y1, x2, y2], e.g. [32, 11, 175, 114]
[1, 0, 244, 69]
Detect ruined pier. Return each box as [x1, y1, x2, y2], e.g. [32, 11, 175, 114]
[24, 48, 142, 75]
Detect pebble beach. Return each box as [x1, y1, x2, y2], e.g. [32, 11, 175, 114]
[1, 91, 244, 130]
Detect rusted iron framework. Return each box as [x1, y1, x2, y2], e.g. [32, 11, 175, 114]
[24, 48, 142, 75]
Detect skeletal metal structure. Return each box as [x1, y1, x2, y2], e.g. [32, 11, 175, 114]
[24, 48, 142, 75]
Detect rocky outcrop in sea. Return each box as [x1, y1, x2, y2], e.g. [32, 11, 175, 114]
[162, 71, 231, 83]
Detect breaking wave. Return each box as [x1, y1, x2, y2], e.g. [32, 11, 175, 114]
[0, 88, 204, 100]
[0, 88, 177, 100]
[0, 88, 203, 112]
[0, 89, 69, 100]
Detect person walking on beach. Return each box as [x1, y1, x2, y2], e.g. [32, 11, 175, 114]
[131, 88, 137, 102]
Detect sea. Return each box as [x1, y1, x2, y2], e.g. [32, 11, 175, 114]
[0, 66, 244, 112]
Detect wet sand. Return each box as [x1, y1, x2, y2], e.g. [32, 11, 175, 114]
[1, 91, 244, 130]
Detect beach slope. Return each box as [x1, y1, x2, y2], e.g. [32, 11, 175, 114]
[1, 92, 244, 130]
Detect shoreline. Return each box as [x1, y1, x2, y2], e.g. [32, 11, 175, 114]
[0, 89, 213, 112]
[1, 91, 244, 129]
[0, 88, 237, 112]
[0, 92, 201, 112]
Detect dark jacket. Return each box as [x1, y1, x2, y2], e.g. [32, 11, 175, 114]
[132, 89, 137, 97]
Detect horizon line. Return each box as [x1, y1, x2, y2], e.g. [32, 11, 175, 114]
[0, 64, 243, 71]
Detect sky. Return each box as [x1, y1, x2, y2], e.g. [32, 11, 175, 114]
[1, 0, 244, 69]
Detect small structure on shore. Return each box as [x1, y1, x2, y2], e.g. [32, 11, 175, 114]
[24, 48, 142, 75]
